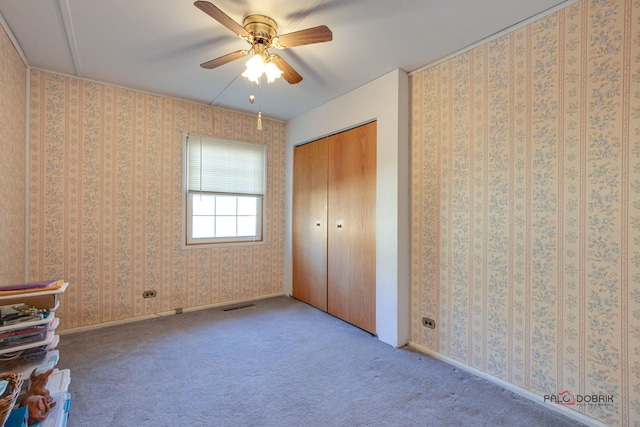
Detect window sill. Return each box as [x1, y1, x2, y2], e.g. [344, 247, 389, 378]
[181, 240, 266, 250]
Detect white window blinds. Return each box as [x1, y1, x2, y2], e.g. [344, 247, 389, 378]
[186, 134, 265, 196]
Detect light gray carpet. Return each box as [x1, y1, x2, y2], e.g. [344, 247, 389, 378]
[57, 296, 585, 427]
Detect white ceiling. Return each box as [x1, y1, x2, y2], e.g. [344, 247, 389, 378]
[0, 0, 572, 122]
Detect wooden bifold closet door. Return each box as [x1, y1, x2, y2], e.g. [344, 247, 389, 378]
[293, 121, 376, 334]
[292, 139, 328, 311]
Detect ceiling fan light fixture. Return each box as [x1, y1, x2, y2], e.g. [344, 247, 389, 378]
[242, 51, 283, 84]
[242, 53, 266, 84]
[264, 60, 284, 83]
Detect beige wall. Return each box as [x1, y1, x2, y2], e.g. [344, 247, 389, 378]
[0, 23, 26, 285]
[410, 0, 639, 425]
[28, 70, 286, 330]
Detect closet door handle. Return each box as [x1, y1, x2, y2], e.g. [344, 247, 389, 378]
[337, 223, 343, 229]
[315, 222, 321, 227]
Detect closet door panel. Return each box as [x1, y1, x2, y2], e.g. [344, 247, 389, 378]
[325, 133, 350, 322]
[292, 141, 328, 311]
[327, 122, 376, 333]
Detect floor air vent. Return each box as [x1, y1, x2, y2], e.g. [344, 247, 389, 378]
[222, 303, 255, 312]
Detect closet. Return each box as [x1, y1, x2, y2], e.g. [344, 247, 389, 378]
[292, 121, 376, 334]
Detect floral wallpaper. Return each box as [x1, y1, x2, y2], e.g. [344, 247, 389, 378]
[410, 0, 639, 425]
[28, 70, 286, 330]
[0, 23, 26, 285]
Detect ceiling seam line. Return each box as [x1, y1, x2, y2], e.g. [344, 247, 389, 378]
[208, 70, 244, 107]
[56, 0, 84, 77]
[280, 0, 327, 34]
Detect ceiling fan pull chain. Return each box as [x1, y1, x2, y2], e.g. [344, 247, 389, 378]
[257, 78, 263, 131]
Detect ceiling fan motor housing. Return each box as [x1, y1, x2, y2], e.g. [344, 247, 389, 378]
[243, 15, 278, 45]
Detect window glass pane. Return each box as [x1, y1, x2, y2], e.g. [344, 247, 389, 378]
[192, 216, 215, 238]
[216, 196, 237, 215]
[215, 216, 236, 237]
[237, 197, 257, 216]
[191, 194, 216, 215]
[237, 216, 257, 236]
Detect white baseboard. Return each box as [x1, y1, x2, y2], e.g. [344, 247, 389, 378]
[407, 342, 606, 427]
[58, 292, 285, 335]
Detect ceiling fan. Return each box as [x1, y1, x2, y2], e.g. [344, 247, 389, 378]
[195, 1, 333, 84]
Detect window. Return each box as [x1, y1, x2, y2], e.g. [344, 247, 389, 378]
[183, 133, 265, 247]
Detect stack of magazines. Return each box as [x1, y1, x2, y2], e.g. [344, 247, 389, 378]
[0, 308, 51, 349]
[0, 281, 64, 373]
[0, 304, 46, 327]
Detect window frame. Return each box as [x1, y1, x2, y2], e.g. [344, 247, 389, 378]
[182, 133, 266, 249]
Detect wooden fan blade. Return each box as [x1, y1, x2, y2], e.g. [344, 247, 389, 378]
[194, 1, 250, 38]
[270, 56, 303, 84]
[200, 50, 247, 69]
[273, 25, 332, 48]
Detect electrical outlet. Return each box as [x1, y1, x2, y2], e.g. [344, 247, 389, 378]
[142, 290, 157, 298]
[422, 317, 436, 329]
